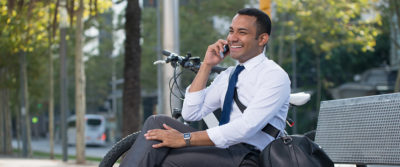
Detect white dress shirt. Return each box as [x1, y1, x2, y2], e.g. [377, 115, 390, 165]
[182, 53, 291, 151]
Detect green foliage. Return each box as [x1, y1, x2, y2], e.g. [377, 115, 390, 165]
[272, 0, 390, 134]
[0, 0, 112, 115]
[0, 1, 53, 115]
[140, 0, 249, 91]
[1, 0, 393, 135]
[140, 7, 158, 92]
[275, 0, 381, 55]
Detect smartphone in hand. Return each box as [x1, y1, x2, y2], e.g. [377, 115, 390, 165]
[219, 45, 229, 59]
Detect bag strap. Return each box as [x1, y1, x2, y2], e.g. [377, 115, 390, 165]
[232, 87, 280, 138]
[233, 88, 247, 112]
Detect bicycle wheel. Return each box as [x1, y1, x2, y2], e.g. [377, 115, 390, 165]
[99, 131, 141, 167]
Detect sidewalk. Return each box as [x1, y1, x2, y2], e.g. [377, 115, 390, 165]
[12, 139, 113, 158]
[8, 138, 118, 167]
[0, 157, 117, 167]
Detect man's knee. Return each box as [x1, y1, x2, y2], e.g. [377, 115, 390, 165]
[144, 115, 170, 124]
[143, 115, 173, 129]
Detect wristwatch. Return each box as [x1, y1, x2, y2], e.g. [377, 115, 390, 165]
[183, 133, 191, 146]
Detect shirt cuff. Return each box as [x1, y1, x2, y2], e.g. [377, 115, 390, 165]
[206, 127, 228, 148]
[184, 86, 206, 105]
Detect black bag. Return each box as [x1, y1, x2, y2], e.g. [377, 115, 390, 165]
[260, 135, 334, 167]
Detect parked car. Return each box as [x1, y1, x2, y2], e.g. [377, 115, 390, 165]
[67, 114, 107, 146]
[330, 67, 398, 99]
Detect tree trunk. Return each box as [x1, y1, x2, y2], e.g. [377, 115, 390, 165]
[391, 0, 400, 92]
[75, 0, 86, 163]
[23, 54, 33, 158]
[0, 74, 4, 153]
[19, 52, 32, 157]
[0, 83, 12, 155]
[0, 73, 12, 155]
[59, 0, 69, 161]
[48, 32, 55, 160]
[15, 105, 21, 154]
[4, 87, 12, 154]
[0, 67, 12, 154]
[0, 85, 12, 155]
[123, 0, 141, 137]
[316, 54, 321, 110]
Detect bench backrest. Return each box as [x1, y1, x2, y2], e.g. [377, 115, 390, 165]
[315, 93, 400, 165]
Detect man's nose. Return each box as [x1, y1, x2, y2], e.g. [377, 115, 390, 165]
[227, 33, 239, 43]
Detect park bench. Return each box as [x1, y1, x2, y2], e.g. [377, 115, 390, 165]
[315, 92, 400, 167]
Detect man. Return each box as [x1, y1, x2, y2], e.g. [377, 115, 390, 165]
[120, 8, 290, 167]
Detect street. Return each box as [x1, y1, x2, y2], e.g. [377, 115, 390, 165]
[12, 138, 114, 158]
[1, 138, 121, 166]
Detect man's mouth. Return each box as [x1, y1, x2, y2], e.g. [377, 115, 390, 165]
[230, 45, 243, 49]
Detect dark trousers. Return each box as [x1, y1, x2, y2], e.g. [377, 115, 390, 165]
[119, 115, 259, 167]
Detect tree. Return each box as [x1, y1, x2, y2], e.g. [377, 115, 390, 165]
[267, 0, 391, 134]
[74, 0, 86, 163]
[140, 0, 249, 92]
[0, 68, 12, 155]
[1, 0, 112, 160]
[390, 0, 400, 92]
[1, 0, 53, 157]
[47, 0, 58, 159]
[274, 0, 382, 109]
[123, 0, 141, 137]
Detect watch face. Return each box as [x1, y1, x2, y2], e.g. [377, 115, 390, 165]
[184, 133, 190, 139]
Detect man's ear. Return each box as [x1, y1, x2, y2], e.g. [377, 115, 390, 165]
[258, 33, 269, 46]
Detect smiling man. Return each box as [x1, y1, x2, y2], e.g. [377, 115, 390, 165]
[120, 8, 291, 167]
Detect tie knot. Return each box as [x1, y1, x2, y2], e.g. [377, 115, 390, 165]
[234, 65, 245, 74]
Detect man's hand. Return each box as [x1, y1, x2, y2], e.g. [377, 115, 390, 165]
[203, 39, 229, 67]
[188, 39, 228, 93]
[144, 124, 186, 148]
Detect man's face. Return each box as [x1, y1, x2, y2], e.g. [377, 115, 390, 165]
[227, 14, 267, 63]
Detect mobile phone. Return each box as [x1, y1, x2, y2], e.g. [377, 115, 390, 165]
[220, 45, 229, 59]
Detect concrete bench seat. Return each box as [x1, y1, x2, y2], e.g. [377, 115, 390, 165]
[315, 93, 400, 167]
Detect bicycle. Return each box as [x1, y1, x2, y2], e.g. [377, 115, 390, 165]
[99, 51, 312, 167]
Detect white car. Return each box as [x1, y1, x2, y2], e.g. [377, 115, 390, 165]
[67, 114, 107, 146]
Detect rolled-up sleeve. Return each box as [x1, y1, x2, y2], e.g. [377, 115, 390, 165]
[182, 69, 230, 122]
[181, 87, 206, 121]
[183, 87, 206, 106]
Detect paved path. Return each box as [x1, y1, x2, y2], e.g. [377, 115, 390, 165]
[7, 138, 120, 166]
[0, 158, 120, 167]
[12, 139, 114, 158]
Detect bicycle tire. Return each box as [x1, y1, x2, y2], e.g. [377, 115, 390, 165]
[99, 131, 141, 167]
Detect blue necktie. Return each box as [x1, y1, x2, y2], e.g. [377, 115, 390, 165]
[220, 65, 245, 125]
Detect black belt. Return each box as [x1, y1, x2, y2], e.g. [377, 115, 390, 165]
[233, 88, 281, 138]
[241, 143, 261, 153]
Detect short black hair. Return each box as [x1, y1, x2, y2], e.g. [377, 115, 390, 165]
[237, 8, 272, 37]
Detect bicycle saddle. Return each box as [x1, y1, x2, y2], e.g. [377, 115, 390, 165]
[289, 92, 311, 106]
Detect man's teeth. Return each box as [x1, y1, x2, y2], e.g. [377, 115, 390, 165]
[231, 46, 242, 48]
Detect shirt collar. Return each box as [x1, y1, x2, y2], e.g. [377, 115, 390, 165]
[238, 52, 266, 71]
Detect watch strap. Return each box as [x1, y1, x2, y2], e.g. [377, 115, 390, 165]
[183, 133, 191, 146]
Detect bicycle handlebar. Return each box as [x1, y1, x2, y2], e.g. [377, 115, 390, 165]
[159, 50, 226, 74]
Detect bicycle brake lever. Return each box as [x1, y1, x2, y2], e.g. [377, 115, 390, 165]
[153, 60, 166, 65]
